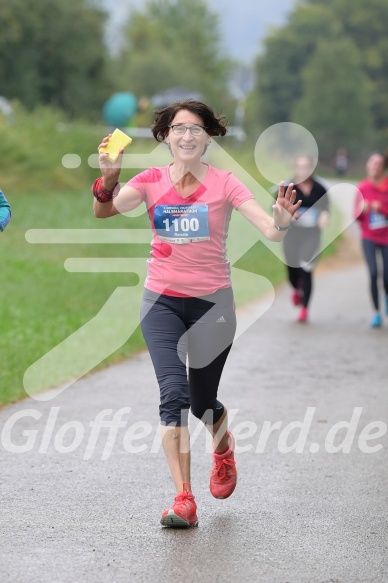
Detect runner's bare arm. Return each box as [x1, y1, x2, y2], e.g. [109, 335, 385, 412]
[93, 185, 143, 218]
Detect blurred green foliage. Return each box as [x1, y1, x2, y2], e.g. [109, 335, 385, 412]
[114, 0, 237, 119]
[1, 0, 385, 161]
[0, 103, 100, 192]
[250, 0, 388, 159]
[0, 0, 237, 124]
[0, 0, 113, 119]
[292, 38, 371, 159]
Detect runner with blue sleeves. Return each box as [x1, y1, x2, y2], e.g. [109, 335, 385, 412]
[0, 189, 11, 232]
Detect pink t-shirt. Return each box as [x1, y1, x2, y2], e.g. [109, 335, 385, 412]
[126, 164, 254, 296]
[354, 177, 388, 245]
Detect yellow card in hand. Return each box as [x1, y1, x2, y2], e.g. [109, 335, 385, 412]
[99, 128, 132, 162]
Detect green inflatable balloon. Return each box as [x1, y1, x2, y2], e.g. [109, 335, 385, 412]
[103, 92, 138, 127]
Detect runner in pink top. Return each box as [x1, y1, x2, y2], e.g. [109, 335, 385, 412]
[354, 152, 388, 327]
[92, 100, 301, 527]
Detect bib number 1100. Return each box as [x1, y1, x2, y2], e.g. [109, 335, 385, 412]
[163, 217, 200, 232]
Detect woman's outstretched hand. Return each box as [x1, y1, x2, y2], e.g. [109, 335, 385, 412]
[272, 181, 302, 228]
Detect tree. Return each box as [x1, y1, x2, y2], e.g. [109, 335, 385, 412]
[0, 0, 112, 118]
[292, 38, 371, 159]
[326, 0, 388, 133]
[116, 0, 234, 112]
[250, 0, 388, 144]
[252, 3, 339, 127]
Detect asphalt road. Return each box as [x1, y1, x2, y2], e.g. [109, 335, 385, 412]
[1, 193, 387, 582]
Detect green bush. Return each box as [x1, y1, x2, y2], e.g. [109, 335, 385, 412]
[0, 101, 103, 192]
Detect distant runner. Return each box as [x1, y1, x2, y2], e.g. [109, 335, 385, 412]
[354, 152, 388, 328]
[282, 156, 329, 322]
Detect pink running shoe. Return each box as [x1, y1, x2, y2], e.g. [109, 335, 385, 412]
[160, 483, 198, 528]
[298, 307, 308, 322]
[292, 290, 301, 306]
[210, 431, 237, 499]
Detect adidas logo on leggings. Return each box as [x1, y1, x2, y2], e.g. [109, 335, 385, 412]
[216, 316, 226, 323]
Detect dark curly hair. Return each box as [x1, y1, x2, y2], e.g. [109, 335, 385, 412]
[151, 100, 228, 142]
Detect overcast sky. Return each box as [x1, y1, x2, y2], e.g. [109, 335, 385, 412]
[104, 0, 295, 63]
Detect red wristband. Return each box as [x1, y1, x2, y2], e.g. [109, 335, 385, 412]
[91, 177, 119, 203]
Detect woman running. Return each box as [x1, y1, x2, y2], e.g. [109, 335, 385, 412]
[354, 152, 388, 328]
[282, 156, 329, 322]
[92, 100, 301, 527]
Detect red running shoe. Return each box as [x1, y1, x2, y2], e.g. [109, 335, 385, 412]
[210, 431, 237, 499]
[292, 290, 301, 306]
[298, 307, 308, 322]
[160, 483, 198, 528]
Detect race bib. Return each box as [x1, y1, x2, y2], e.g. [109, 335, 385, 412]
[154, 204, 210, 243]
[296, 206, 319, 228]
[369, 211, 388, 230]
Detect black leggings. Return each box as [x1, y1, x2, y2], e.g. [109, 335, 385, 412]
[283, 226, 320, 308]
[287, 266, 312, 308]
[140, 287, 236, 426]
[362, 239, 388, 310]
